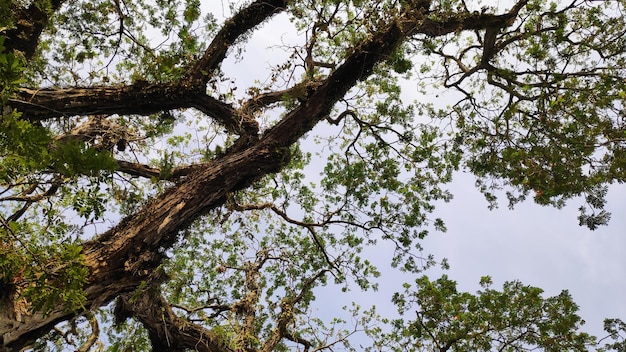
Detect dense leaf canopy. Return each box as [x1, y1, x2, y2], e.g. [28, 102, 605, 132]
[1, 0, 625, 350]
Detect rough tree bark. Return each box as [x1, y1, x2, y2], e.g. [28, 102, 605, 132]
[114, 288, 233, 352]
[0, 0, 527, 349]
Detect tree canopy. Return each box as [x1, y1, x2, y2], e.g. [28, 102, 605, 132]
[1, 0, 625, 350]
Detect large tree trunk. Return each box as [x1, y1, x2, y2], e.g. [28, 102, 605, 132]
[0, 140, 287, 350]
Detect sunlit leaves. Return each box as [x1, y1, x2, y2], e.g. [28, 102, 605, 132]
[22, 242, 89, 315]
[34, 0, 217, 85]
[0, 114, 117, 187]
[161, 208, 337, 350]
[314, 62, 458, 272]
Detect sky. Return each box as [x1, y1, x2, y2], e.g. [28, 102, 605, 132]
[390, 174, 626, 338]
[209, 1, 626, 345]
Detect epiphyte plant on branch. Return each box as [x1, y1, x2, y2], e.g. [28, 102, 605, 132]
[0, 0, 625, 351]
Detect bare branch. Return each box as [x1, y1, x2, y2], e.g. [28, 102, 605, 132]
[239, 80, 323, 116]
[75, 313, 99, 352]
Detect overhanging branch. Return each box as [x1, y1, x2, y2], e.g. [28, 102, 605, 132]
[11, 84, 256, 136]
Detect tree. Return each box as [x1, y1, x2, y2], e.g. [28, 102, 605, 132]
[371, 275, 598, 351]
[1, 0, 625, 350]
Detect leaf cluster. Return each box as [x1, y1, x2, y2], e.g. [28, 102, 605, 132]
[373, 275, 598, 351]
[1, 221, 88, 315]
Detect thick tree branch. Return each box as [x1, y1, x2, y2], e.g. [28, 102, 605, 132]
[11, 84, 257, 135]
[417, 0, 527, 37]
[240, 80, 324, 115]
[4, 0, 65, 59]
[0, 141, 289, 350]
[192, 95, 258, 135]
[11, 84, 201, 120]
[115, 160, 203, 180]
[260, 2, 529, 147]
[115, 288, 233, 352]
[188, 0, 289, 83]
[261, 5, 423, 146]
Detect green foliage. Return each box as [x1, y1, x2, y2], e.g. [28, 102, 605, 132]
[372, 275, 597, 351]
[0, 37, 25, 100]
[22, 242, 89, 314]
[0, 113, 118, 183]
[104, 317, 152, 352]
[0, 36, 106, 312]
[2, 0, 626, 350]
[52, 140, 118, 177]
[0, 226, 26, 285]
[431, 1, 626, 229]
[599, 319, 626, 352]
[0, 221, 88, 314]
